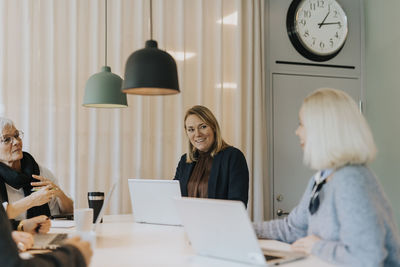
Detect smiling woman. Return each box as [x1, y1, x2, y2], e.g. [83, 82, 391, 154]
[0, 117, 73, 223]
[173, 105, 249, 207]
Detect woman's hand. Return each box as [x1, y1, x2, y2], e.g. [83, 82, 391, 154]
[21, 215, 51, 234]
[28, 185, 54, 206]
[64, 236, 93, 265]
[291, 234, 321, 254]
[11, 231, 34, 252]
[31, 175, 61, 197]
[31, 174, 74, 214]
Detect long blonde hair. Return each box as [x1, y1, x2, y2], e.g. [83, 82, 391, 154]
[184, 105, 229, 163]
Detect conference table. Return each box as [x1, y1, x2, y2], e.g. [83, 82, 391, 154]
[51, 214, 334, 267]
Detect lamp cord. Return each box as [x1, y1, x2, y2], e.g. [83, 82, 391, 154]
[105, 0, 108, 66]
[150, 0, 153, 40]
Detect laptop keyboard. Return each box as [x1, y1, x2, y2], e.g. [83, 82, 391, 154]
[33, 233, 68, 249]
[50, 233, 68, 245]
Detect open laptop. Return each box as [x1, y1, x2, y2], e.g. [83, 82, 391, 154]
[128, 179, 181, 226]
[173, 197, 307, 266]
[32, 182, 117, 250]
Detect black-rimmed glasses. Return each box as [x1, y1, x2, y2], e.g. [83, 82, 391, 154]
[0, 130, 24, 145]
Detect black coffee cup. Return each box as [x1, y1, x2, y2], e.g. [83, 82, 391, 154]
[88, 192, 104, 223]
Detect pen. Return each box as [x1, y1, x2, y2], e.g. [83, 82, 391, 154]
[35, 217, 50, 233]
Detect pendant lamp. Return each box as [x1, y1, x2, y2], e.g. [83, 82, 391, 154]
[83, 0, 128, 108]
[122, 0, 180, 95]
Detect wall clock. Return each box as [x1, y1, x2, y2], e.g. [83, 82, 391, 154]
[286, 0, 348, 62]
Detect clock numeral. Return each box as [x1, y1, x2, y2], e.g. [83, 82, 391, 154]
[333, 10, 338, 18]
[335, 32, 339, 39]
[299, 19, 306, 26]
[338, 22, 342, 29]
[312, 37, 316, 46]
[303, 10, 311, 18]
[320, 41, 325, 49]
[329, 38, 334, 47]
[317, 0, 325, 8]
[310, 3, 316, 10]
[304, 30, 310, 38]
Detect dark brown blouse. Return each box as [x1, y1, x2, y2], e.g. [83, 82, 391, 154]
[187, 151, 213, 198]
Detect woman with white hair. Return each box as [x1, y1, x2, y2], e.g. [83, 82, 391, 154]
[253, 88, 400, 266]
[0, 117, 73, 225]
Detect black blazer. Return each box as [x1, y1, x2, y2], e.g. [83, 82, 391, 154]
[174, 146, 249, 207]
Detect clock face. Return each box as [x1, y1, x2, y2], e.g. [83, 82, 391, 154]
[287, 0, 348, 62]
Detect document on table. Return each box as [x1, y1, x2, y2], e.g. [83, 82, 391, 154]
[51, 220, 75, 228]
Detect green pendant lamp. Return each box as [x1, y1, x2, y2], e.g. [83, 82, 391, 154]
[122, 0, 180, 95]
[83, 0, 128, 108]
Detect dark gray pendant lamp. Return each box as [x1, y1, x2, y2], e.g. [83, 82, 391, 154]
[122, 0, 180, 95]
[83, 0, 128, 108]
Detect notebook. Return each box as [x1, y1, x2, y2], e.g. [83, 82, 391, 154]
[128, 179, 182, 226]
[32, 182, 117, 250]
[173, 197, 307, 266]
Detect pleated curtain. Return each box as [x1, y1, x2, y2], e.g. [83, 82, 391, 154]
[0, 0, 269, 221]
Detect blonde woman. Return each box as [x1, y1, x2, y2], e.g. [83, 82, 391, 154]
[174, 105, 249, 206]
[253, 88, 400, 266]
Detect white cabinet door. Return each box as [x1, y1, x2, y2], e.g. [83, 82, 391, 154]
[272, 74, 361, 218]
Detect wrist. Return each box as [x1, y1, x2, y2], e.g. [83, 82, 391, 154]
[26, 194, 35, 209]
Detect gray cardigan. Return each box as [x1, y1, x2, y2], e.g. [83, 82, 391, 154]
[254, 165, 400, 266]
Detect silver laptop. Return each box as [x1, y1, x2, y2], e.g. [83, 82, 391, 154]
[128, 179, 181, 226]
[32, 182, 117, 250]
[173, 197, 307, 266]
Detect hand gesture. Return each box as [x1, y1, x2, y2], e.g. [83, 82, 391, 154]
[64, 236, 93, 265]
[31, 175, 61, 197]
[11, 231, 34, 252]
[29, 185, 54, 206]
[21, 215, 51, 234]
[31, 174, 74, 214]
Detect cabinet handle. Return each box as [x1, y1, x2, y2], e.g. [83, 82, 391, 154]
[276, 209, 289, 216]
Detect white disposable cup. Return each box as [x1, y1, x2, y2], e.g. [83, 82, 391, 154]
[74, 208, 93, 232]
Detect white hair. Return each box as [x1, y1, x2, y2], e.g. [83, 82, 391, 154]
[302, 88, 377, 170]
[0, 117, 15, 134]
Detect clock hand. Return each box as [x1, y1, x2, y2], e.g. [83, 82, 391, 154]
[319, 11, 330, 28]
[318, 22, 341, 26]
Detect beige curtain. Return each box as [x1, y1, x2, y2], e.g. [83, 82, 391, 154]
[0, 0, 268, 221]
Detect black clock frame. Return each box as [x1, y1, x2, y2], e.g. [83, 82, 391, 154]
[286, 0, 346, 62]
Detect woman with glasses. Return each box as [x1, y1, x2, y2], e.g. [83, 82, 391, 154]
[253, 89, 400, 266]
[0, 117, 73, 224]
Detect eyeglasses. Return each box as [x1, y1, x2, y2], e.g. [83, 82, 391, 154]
[308, 179, 326, 215]
[0, 130, 24, 145]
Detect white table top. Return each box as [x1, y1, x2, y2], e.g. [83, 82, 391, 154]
[51, 214, 334, 267]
